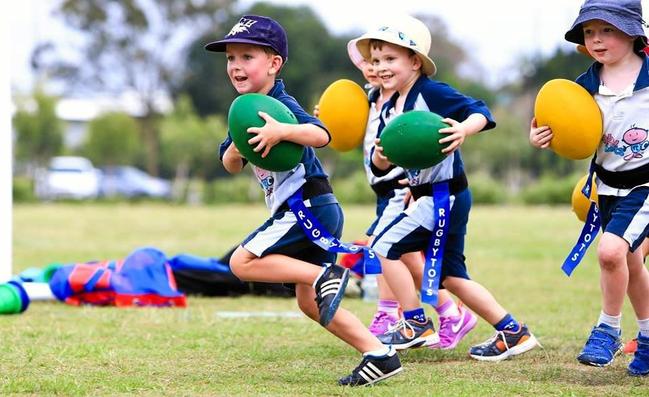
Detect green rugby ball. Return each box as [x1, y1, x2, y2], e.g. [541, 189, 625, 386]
[228, 93, 304, 172]
[380, 111, 450, 169]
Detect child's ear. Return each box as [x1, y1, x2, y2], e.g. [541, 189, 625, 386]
[412, 55, 422, 71]
[269, 55, 283, 75]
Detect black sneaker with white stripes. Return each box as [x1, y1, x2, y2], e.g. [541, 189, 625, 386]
[338, 347, 403, 387]
[314, 263, 349, 326]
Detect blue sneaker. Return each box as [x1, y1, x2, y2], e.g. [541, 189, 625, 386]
[628, 333, 649, 376]
[577, 323, 622, 367]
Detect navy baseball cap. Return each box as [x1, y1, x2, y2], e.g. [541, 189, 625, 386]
[565, 0, 648, 49]
[204, 15, 288, 61]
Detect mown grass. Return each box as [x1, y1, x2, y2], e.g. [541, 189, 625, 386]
[4, 203, 649, 396]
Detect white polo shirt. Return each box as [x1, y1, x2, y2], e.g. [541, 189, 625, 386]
[576, 54, 649, 197]
[363, 88, 406, 186]
[595, 84, 649, 196]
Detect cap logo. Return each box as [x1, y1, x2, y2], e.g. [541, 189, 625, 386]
[377, 26, 418, 48]
[227, 18, 257, 37]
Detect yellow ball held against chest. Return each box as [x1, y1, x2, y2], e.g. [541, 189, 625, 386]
[317, 79, 369, 152]
[571, 173, 598, 222]
[534, 79, 602, 160]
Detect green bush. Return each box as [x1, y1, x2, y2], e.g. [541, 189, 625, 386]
[82, 112, 140, 166]
[13, 177, 35, 203]
[330, 171, 374, 204]
[467, 172, 508, 204]
[204, 175, 263, 204]
[520, 174, 580, 205]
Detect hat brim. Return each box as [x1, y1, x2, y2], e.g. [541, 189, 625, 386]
[565, 10, 648, 45]
[347, 39, 365, 70]
[355, 31, 436, 76]
[205, 38, 274, 53]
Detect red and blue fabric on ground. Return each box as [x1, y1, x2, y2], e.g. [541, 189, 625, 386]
[48, 247, 232, 307]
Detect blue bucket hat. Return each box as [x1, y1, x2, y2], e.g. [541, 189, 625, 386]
[205, 15, 288, 62]
[565, 0, 648, 50]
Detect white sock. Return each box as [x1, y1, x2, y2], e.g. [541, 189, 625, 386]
[377, 300, 400, 317]
[638, 318, 649, 338]
[436, 300, 460, 317]
[363, 345, 393, 358]
[598, 311, 621, 329]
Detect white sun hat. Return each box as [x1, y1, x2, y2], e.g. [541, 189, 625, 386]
[355, 15, 436, 76]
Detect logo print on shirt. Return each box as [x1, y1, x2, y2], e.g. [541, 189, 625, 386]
[406, 169, 421, 186]
[622, 126, 649, 161]
[603, 125, 649, 160]
[226, 18, 257, 37]
[254, 167, 274, 196]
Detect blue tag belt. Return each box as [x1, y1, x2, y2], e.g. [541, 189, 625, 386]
[561, 170, 600, 276]
[421, 182, 450, 306]
[287, 189, 382, 274]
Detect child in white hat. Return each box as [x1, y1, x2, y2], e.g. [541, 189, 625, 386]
[346, 34, 476, 350]
[357, 15, 539, 361]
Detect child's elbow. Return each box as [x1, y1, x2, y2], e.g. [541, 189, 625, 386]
[313, 128, 330, 148]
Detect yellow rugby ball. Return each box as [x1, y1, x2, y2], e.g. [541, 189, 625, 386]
[571, 174, 598, 222]
[317, 79, 369, 152]
[534, 79, 602, 160]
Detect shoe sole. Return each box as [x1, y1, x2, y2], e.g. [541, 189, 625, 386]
[358, 366, 404, 387]
[319, 268, 349, 327]
[365, 367, 403, 386]
[627, 368, 649, 376]
[577, 346, 622, 367]
[391, 332, 440, 350]
[469, 334, 539, 362]
[439, 312, 478, 350]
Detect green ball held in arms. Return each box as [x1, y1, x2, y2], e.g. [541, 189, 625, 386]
[228, 93, 304, 172]
[380, 111, 450, 169]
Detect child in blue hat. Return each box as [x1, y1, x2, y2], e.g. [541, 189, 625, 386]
[205, 15, 402, 386]
[530, 0, 649, 376]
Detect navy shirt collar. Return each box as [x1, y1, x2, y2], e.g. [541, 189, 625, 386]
[381, 74, 428, 114]
[579, 53, 649, 94]
[267, 79, 286, 98]
[402, 74, 429, 110]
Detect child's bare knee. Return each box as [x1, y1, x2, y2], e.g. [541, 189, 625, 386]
[598, 245, 625, 272]
[229, 248, 253, 280]
[441, 276, 460, 292]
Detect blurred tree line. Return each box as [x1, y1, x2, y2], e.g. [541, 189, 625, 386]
[14, 0, 596, 204]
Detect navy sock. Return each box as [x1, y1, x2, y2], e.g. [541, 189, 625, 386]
[404, 308, 426, 323]
[494, 314, 520, 332]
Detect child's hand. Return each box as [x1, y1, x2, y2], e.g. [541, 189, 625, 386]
[529, 117, 553, 149]
[401, 184, 412, 205]
[313, 104, 320, 118]
[439, 118, 467, 154]
[372, 138, 392, 170]
[247, 111, 286, 158]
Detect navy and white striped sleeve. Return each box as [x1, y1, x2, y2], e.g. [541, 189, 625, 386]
[422, 81, 496, 132]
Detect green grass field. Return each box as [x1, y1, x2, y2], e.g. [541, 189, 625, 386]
[4, 203, 649, 396]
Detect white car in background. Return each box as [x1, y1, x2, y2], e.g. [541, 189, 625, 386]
[99, 166, 172, 199]
[36, 156, 101, 200]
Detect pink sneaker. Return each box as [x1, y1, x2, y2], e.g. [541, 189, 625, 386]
[368, 311, 399, 336]
[437, 304, 478, 350]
